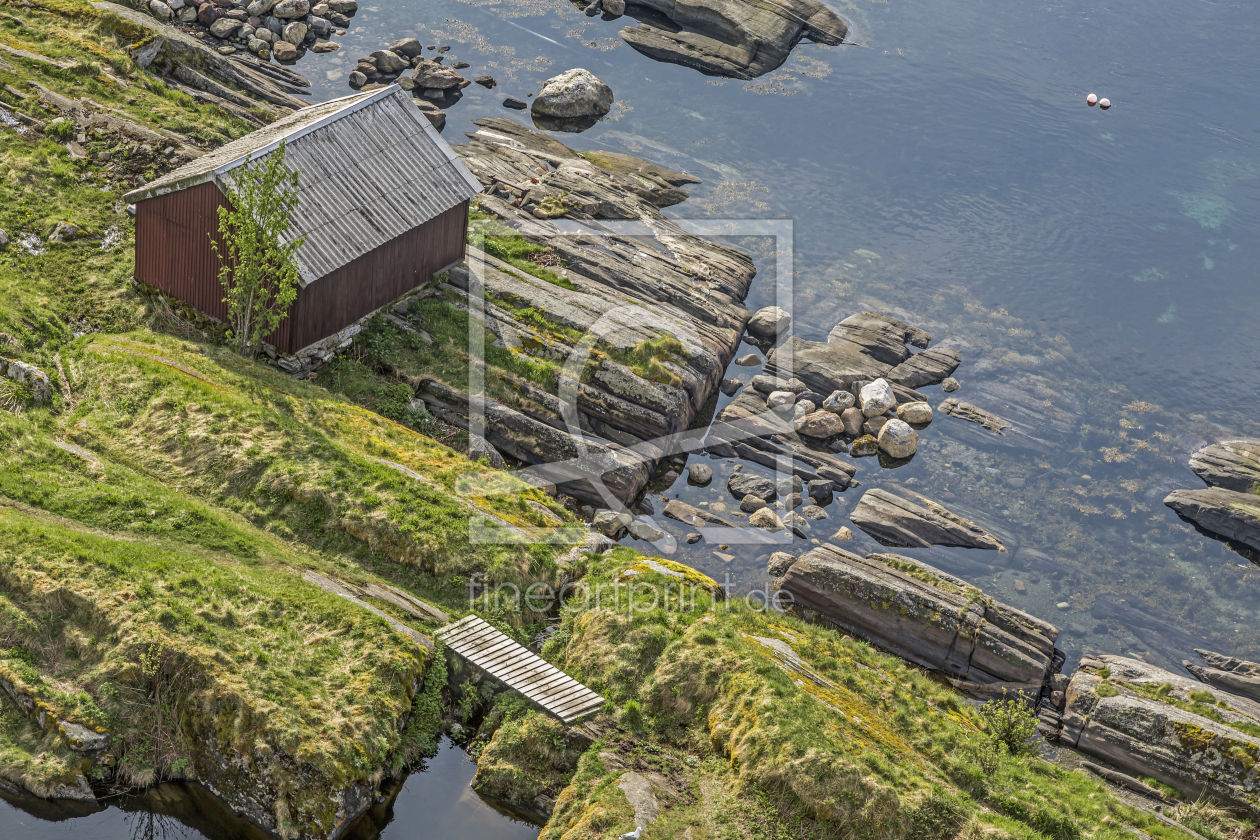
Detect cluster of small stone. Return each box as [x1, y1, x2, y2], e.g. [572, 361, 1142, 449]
[137, 0, 357, 62]
[348, 38, 499, 129]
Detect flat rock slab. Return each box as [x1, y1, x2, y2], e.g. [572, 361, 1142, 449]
[1189, 440, 1260, 493]
[763, 311, 938, 400]
[779, 545, 1058, 685]
[1057, 655, 1260, 816]
[617, 0, 847, 80]
[1185, 649, 1260, 704]
[1164, 486, 1260, 558]
[850, 487, 1005, 550]
[617, 771, 661, 829]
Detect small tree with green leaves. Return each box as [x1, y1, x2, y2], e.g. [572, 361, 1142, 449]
[211, 140, 304, 357]
[977, 690, 1040, 758]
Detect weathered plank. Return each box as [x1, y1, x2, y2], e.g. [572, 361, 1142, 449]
[436, 615, 604, 723]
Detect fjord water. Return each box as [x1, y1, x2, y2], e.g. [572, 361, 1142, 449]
[9, 0, 1260, 836]
[0, 737, 538, 839]
[307, 0, 1260, 669]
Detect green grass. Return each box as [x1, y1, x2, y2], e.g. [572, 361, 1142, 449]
[470, 213, 578, 291]
[529, 549, 1217, 840]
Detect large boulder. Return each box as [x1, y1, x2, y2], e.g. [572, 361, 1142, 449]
[793, 410, 844, 439]
[271, 0, 309, 18]
[876, 418, 917, 458]
[531, 69, 613, 119]
[371, 49, 409, 75]
[860, 378, 896, 417]
[1056, 655, 1260, 815]
[1190, 440, 1260, 493]
[850, 488, 1004, 550]
[412, 60, 466, 90]
[779, 545, 1059, 685]
[746, 305, 790, 341]
[390, 37, 424, 58]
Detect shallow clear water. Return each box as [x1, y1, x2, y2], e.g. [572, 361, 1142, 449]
[15, 0, 1260, 836]
[0, 737, 537, 840]
[296, 0, 1260, 671]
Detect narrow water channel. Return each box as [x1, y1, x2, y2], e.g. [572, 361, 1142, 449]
[0, 738, 539, 840]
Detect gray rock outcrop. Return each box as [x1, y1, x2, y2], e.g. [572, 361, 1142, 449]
[778, 546, 1059, 686]
[1165, 487, 1260, 557]
[616, 0, 848, 80]
[1, 358, 52, 403]
[411, 118, 756, 508]
[850, 488, 1004, 550]
[1185, 649, 1260, 704]
[1055, 655, 1260, 815]
[1190, 440, 1260, 493]
[1165, 440, 1260, 560]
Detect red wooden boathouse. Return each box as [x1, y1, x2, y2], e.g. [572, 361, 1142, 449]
[124, 85, 482, 354]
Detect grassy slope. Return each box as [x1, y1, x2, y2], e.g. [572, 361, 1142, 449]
[0, 0, 578, 828]
[471, 550, 1236, 840]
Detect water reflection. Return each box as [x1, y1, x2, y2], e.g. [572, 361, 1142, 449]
[0, 739, 537, 840]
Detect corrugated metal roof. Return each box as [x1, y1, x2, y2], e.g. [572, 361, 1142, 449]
[124, 86, 483, 287]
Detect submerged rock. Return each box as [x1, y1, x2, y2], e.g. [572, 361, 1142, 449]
[729, 472, 776, 501]
[850, 488, 1004, 550]
[779, 545, 1059, 685]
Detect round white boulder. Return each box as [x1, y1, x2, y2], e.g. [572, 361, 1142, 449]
[531, 69, 613, 119]
[860, 378, 896, 417]
[877, 419, 918, 459]
[896, 401, 933, 425]
[746, 305, 791, 340]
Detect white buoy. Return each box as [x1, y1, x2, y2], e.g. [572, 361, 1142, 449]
[1086, 93, 1098, 106]
[1099, 98, 1111, 110]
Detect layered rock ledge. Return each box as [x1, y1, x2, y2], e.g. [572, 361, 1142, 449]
[611, 0, 849, 79]
[777, 545, 1060, 688]
[1055, 654, 1260, 815]
[409, 118, 755, 506]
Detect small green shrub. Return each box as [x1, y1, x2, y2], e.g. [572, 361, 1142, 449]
[976, 693, 1039, 757]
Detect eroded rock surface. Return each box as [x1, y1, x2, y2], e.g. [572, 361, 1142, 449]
[1185, 649, 1260, 704]
[850, 488, 1005, 550]
[1164, 487, 1260, 557]
[411, 118, 755, 507]
[1190, 440, 1260, 493]
[1056, 655, 1260, 815]
[614, 0, 848, 80]
[778, 545, 1059, 686]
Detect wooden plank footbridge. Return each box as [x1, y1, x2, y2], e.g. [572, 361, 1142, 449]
[436, 615, 605, 723]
